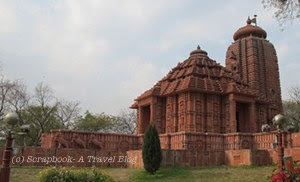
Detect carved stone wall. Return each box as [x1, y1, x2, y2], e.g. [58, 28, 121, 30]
[41, 130, 139, 151]
[225, 35, 282, 126]
[42, 130, 298, 152]
[7, 131, 300, 168]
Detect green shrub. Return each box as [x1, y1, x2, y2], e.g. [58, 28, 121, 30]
[142, 123, 162, 174]
[39, 166, 115, 182]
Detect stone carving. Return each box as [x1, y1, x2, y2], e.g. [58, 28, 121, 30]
[71, 133, 86, 148]
[118, 140, 130, 151]
[230, 51, 237, 60]
[53, 133, 69, 148]
[261, 124, 271, 132]
[241, 139, 250, 149]
[88, 134, 104, 149]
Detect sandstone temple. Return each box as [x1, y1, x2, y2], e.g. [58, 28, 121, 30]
[131, 17, 282, 135]
[4, 18, 299, 168]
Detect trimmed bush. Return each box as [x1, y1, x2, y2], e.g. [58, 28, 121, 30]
[142, 123, 162, 174]
[39, 166, 115, 182]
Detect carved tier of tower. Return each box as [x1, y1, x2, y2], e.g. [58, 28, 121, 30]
[131, 18, 282, 135]
[225, 17, 282, 127]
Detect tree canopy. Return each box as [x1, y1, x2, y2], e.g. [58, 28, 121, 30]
[283, 86, 300, 132]
[74, 111, 115, 132]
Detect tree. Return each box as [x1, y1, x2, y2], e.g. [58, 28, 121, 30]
[0, 75, 81, 146]
[74, 111, 115, 132]
[6, 81, 29, 125]
[19, 83, 80, 146]
[111, 109, 137, 134]
[0, 77, 24, 118]
[55, 100, 81, 129]
[0, 78, 28, 139]
[22, 105, 63, 146]
[142, 124, 162, 175]
[27, 83, 59, 144]
[283, 86, 300, 132]
[262, 0, 300, 26]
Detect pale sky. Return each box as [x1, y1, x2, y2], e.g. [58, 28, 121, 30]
[0, 0, 299, 115]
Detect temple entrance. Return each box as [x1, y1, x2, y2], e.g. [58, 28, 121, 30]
[141, 105, 151, 133]
[236, 102, 250, 132]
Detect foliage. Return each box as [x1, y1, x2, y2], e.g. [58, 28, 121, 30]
[283, 86, 300, 132]
[142, 123, 162, 175]
[271, 159, 300, 181]
[283, 100, 300, 132]
[74, 111, 115, 132]
[21, 106, 64, 146]
[0, 78, 28, 136]
[0, 81, 81, 147]
[262, 0, 300, 27]
[111, 109, 137, 134]
[39, 166, 115, 182]
[55, 100, 81, 129]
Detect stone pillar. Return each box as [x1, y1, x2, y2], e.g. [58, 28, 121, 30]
[173, 95, 179, 132]
[150, 102, 154, 124]
[165, 96, 173, 133]
[137, 107, 143, 134]
[229, 95, 236, 132]
[250, 102, 257, 132]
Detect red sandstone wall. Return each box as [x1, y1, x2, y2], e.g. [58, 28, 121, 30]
[41, 130, 139, 151]
[42, 130, 299, 152]
[165, 93, 226, 134]
[158, 131, 300, 152]
[128, 148, 300, 168]
[36, 130, 300, 168]
[225, 149, 274, 166]
[291, 133, 300, 147]
[1, 147, 300, 168]
[225, 150, 252, 166]
[127, 149, 224, 168]
[166, 95, 177, 133]
[2, 131, 300, 168]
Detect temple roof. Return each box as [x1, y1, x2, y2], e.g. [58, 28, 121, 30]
[233, 17, 267, 41]
[135, 46, 256, 101]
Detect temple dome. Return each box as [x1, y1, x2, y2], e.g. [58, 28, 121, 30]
[135, 46, 255, 101]
[134, 45, 256, 101]
[233, 18, 267, 41]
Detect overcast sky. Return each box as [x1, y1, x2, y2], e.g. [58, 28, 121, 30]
[0, 0, 299, 115]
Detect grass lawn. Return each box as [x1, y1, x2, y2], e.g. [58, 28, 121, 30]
[10, 165, 274, 182]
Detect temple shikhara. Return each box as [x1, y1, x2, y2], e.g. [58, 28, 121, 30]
[28, 18, 300, 168]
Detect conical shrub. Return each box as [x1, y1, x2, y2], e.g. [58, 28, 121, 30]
[142, 123, 162, 174]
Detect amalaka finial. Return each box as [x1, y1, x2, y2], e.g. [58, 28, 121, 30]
[190, 45, 207, 56]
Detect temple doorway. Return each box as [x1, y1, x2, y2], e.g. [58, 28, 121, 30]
[236, 102, 250, 132]
[141, 105, 151, 132]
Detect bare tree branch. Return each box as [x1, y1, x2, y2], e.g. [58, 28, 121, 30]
[262, 0, 300, 28]
[56, 100, 81, 129]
